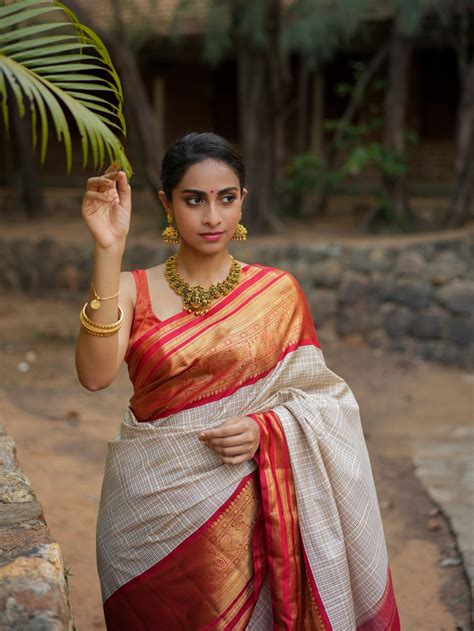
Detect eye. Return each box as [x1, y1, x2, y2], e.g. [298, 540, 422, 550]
[222, 194, 236, 204]
[186, 196, 203, 206]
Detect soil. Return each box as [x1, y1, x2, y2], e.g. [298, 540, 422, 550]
[0, 295, 471, 630]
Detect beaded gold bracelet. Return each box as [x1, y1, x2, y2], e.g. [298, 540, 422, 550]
[80, 304, 123, 336]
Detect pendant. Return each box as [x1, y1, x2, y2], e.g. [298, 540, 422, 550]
[90, 299, 101, 310]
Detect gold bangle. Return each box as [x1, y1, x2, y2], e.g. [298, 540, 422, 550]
[80, 322, 120, 337]
[89, 282, 120, 310]
[80, 315, 122, 336]
[81, 303, 124, 329]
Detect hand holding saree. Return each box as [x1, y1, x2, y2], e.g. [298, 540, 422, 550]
[96, 263, 400, 630]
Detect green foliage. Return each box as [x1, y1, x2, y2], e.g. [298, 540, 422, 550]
[284, 0, 371, 67]
[283, 58, 418, 226]
[0, 0, 132, 176]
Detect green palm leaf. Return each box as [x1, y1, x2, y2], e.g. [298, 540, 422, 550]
[0, 0, 132, 177]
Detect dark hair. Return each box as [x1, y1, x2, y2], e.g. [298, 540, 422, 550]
[161, 132, 246, 200]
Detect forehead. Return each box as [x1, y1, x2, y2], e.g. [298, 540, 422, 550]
[178, 159, 239, 190]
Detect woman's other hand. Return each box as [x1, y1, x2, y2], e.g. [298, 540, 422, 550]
[81, 160, 132, 251]
[198, 416, 260, 465]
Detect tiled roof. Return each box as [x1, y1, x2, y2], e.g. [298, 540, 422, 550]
[76, 0, 208, 35]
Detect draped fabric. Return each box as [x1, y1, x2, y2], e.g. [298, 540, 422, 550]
[96, 263, 400, 630]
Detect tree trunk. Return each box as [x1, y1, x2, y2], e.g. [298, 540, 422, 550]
[10, 94, 45, 218]
[295, 56, 309, 155]
[235, 0, 286, 234]
[382, 20, 412, 223]
[448, 40, 474, 226]
[66, 0, 164, 199]
[316, 44, 388, 215]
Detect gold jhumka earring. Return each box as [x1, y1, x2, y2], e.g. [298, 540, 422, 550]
[231, 214, 247, 241]
[162, 214, 180, 244]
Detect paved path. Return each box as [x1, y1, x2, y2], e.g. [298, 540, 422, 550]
[413, 421, 474, 607]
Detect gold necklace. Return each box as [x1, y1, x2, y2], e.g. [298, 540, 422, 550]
[164, 254, 242, 316]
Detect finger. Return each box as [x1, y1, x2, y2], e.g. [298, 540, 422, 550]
[117, 171, 131, 208]
[87, 176, 118, 191]
[221, 453, 250, 465]
[105, 160, 120, 174]
[83, 190, 114, 204]
[199, 420, 247, 440]
[212, 445, 247, 457]
[204, 434, 250, 448]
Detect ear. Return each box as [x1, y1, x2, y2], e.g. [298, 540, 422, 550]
[158, 190, 173, 215]
[241, 187, 248, 204]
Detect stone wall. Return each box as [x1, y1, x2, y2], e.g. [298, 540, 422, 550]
[0, 230, 472, 368]
[0, 423, 74, 630]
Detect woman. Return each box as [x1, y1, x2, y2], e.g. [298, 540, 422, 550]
[76, 132, 400, 630]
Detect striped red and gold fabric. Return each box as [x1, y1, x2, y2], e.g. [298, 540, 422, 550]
[97, 263, 400, 630]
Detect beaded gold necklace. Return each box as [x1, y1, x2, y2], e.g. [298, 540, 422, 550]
[164, 254, 242, 316]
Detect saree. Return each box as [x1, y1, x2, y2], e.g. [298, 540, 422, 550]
[96, 263, 400, 630]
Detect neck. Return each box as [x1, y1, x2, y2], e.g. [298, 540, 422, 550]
[175, 244, 234, 288]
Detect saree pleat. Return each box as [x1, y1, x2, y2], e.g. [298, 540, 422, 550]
[97, 264, 400, 630]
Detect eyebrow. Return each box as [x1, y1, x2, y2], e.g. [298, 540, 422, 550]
[180, 186, 239, 196]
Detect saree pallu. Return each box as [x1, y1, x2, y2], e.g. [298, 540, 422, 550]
[96, 264, 400, 630]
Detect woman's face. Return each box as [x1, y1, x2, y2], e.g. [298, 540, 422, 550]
[159, 159, 247, 254]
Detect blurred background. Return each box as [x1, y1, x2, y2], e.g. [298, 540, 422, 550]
[0, 1, 473, 629]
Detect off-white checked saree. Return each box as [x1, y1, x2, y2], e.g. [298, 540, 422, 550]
[97, 263, 400, 630]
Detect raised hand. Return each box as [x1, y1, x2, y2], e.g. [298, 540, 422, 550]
[81, 160, 132, 251]
[198, 416, 260, 465]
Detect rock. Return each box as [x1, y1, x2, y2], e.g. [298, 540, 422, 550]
[430, 251, 465, 285]
[394, 250, 427, 277]
[446, 316, 474, 346]
[377, 278, 432, 309]
[426, 517, 440, 531]
[0, 471, 36, 504]
[0, 543, 73, 630]
[368, 248, 396, 272]
[336, 304, 368, 336]
[412, 305, 449, 339]
[308, 289, 337, 326]
[366, 328, 390, 350]
[312, 259, 343, 288]
[439, 557, 462, 568]
[338, 271, 371, 304]
[347, 248, 373, 273]
[436, 280, 474, 315]
[383, 305, 414, 337]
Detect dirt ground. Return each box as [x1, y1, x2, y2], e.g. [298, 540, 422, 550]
[0, 292, 471, 630]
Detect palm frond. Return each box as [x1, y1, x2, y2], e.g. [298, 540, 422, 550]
[0, 0, 132, 177]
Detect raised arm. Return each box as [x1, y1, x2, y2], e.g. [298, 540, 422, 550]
[75, 163, 134, 391]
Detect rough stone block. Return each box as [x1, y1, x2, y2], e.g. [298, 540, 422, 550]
[436, 280, 474, 314]
[339, 271, 371, 304]
[430, 250, 466, 285]
[394, 250, 427, 277]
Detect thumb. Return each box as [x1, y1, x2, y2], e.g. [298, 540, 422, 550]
[117, 171, 131, 207]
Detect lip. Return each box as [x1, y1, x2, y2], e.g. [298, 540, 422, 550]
[199, 232, 224, 241]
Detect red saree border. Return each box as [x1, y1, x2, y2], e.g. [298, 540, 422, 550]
[251, 412, 400, 631]
[250, 410, 328, 630]
[357, 567, 400, 631]
[103, 469, 268, 630]
[104, 472, 255, 607]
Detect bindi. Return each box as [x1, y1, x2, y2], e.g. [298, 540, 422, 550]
[210, 189, 214, 193]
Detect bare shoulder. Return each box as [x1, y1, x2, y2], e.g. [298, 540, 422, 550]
[119, 270, 136, 309]
[144, 263, 167, 287]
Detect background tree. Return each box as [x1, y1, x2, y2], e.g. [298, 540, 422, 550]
[62, 0, 165, 201]
[448, 1, 474, 227]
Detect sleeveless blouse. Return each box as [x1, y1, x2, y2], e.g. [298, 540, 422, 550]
[125, 265, 256, 422]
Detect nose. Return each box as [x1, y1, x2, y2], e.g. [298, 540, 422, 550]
[203, 201, 222, 227]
